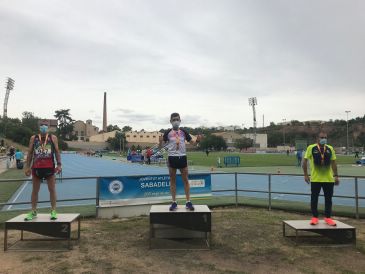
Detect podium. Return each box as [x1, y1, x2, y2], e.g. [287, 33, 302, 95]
[149, 205, 211, 249]
[4, 214, 80, 251]
[283, 220, 356, 245]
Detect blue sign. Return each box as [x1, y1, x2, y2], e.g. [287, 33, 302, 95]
[98, 174, 211, 206]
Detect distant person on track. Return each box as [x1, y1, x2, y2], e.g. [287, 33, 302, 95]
[24, 121, 62, 221]
[8, 146, 15, 161]
[15, 148, 24, 168]
[146, 147, 153, 165]
[303, 131, 339, 226]
[296, 149, 303, 167]
[162, 113, 195, 211]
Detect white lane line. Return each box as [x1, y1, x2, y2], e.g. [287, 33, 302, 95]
[6, 180, 29, 210]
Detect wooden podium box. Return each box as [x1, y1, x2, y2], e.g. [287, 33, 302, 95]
[149, 205, 211, 249]
[283, 220, 356, 245]
[4, 213, 80, 251]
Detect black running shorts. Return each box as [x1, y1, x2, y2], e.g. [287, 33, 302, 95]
[32, 168, 55, 179]
[168, 156, 187, 169]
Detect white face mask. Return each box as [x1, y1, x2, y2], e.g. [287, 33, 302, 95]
[171, 120, 180, 129]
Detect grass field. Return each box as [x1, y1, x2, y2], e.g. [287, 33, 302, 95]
[0, 168, 27, 204]
[1, 206, 364, 273]
[187, 151, 358, 167]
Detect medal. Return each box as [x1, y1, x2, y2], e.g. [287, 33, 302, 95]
[316, 144, 326, 165]
[38, 133, 49, 152]
[173, 130, 181, 150]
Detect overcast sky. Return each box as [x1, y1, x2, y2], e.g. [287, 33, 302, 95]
[0, 0, 364, 131]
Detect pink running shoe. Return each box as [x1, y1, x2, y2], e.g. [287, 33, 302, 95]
[324, 217, 337, 226]
[310, 217, 319, 225]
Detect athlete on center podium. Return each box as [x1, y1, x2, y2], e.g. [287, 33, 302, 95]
[161, 113, 196, 211]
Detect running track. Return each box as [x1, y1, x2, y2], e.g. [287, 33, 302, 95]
[4, 153, 365, 210]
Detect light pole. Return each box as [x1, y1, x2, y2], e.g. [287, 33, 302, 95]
[248, 97, 257, 148]
[119, 135, 122, 156]
[3, 77, 15, 118]
[282, 118, 286, 146]
[117, 131, 123, 156]
[345, 110, 351, 155]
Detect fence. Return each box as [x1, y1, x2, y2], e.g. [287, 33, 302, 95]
[0, 172, 364, 219]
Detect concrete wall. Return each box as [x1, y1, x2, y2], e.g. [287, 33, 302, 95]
[89, 131, 117, 142]
[66, 141, 109, 151]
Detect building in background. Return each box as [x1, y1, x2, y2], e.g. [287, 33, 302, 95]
[73, 120, 99, 141]
[213, 132, 268, 149]
[125, 130, 163, 144]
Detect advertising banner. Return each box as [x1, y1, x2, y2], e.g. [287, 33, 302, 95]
[98, 174, 211, 206]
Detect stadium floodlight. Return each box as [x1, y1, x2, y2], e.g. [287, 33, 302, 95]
[248, 97, 257, 148]
[345, 110, 351, 155]
[3, 77, 15, 118]
[282, 118, 286, 145]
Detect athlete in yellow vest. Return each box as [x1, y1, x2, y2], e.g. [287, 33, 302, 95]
[303, 131, 339, 226]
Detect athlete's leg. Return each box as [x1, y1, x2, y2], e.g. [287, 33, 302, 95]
[322, 183, 334, 218]
[168, 167, 177, 201]
[180, 167, 190, 201]
[46, 175, 57, 210]
[310, 182, 321, 218]
[31, 175, 41, 211]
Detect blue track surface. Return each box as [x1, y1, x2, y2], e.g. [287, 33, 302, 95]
[4, 153, 365, 210]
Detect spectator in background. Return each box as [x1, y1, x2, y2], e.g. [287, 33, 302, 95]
[8, 146, 15, 161]
[15, 149, 24, 165]
[146, 147, 153, 165]
[296, 149, 303, 167]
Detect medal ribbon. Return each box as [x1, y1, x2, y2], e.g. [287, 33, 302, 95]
[38, 133, 49, 152]
[316, 144, 326, 165]
[173, 130, 181, 150]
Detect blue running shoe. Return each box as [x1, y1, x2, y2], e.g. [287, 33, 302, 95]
[185, 201, 195, 211]
[169, 202, 178, 211]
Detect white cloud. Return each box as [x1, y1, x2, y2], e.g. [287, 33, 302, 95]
[0, 0, 364, 130]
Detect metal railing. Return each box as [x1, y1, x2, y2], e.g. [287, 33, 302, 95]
[0, 173, 364, 219]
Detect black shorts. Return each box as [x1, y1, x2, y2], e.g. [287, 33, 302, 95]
[168, 156, 187, 169]
[32, 168, 55, 179]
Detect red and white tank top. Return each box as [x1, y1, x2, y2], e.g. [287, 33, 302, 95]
[32, 134, 55, 169]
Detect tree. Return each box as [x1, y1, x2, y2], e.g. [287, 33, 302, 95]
[54, 109, 75, 140]
[234, 137, 253, 150]
[106, 131, 127, 151]
[122, 126, 132, 132]
[199, 134, 227, 151]
[21, 111, 39, 133]
[354, 132, 365, 147]
[267, 131, 283, 147]
[107, 124, 121, 132]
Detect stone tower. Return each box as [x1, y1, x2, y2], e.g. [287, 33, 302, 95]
[103, 92, 107, 132]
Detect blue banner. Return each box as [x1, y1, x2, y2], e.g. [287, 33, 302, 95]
[98, 174, 211, 206]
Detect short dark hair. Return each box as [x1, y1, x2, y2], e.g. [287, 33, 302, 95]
[170, 113, 180, 120]
[318, 131, 327, 137]
[39, 120, 48, 126]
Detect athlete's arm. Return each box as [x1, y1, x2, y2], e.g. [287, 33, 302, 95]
[52, 135, 62, 174]
[25, 135, 35, 176]
[331, 160, 339, 185]
[302, 158, 310, 184]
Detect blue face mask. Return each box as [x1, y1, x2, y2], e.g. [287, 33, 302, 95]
[319, 138, 327, 145]
[40, 125, 48, 134]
